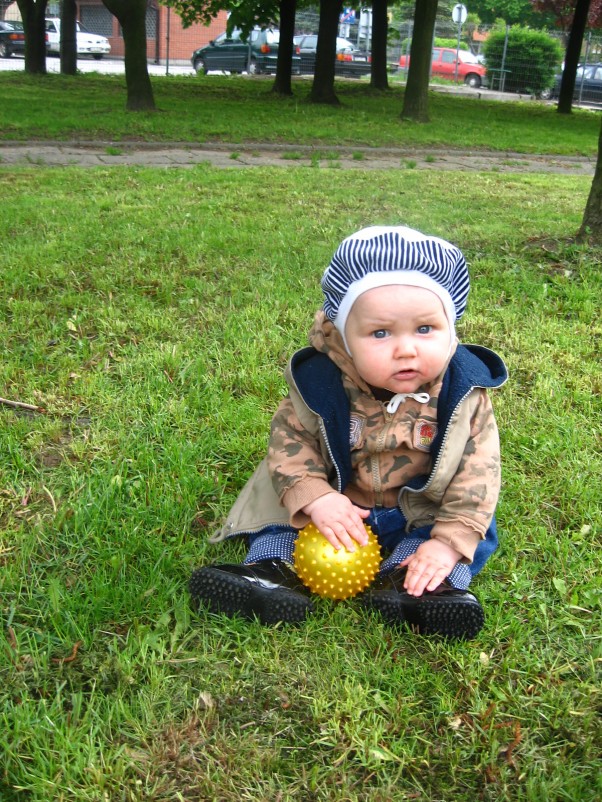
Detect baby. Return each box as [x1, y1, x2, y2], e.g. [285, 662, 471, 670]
[190, 225, 507, 639]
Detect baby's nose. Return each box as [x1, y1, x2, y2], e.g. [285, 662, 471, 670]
[393, 335, 417, 356]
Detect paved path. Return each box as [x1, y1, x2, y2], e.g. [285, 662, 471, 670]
[0, 140, 596, 175]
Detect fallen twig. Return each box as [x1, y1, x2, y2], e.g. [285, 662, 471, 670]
[51, 640, 83, 665]
[0, 397, 45, 413]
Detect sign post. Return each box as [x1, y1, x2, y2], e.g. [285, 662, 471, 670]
[452, 4, 468, 83]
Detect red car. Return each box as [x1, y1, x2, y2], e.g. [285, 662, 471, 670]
[399, 47, 486, 88]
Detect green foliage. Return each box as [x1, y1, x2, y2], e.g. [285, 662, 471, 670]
[433, 37, 461, 48]
[469, 0, 549, 27]
[164, 0, 280, 37]
[484, 25, 563, 94]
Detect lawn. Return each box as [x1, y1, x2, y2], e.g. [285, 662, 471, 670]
[0, 71, 600, 155]
[0, 81, 601, 801]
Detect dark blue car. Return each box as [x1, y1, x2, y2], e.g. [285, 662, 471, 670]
[0, 20, 25, 58]
[544, 63, 602, 103]
[192, 28, 301, 76]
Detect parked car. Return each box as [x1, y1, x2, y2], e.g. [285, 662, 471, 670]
[45, 18, 110, 60]
[293, 34, 371, 77]
[399, 46, 486, 88]
[0, 20, 25, 58]
[191, 28, 301, 75]
[542, 63, 602, 102]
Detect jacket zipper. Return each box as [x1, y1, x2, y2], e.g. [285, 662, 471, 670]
[398, 386, 473, 516]
[371, 408, 394, 505]
[319, 418, 343, 492]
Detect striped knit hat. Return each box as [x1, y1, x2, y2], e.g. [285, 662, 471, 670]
[321, 226, 469, 343]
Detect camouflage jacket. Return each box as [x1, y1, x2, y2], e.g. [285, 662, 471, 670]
[212, 313, 507, 562]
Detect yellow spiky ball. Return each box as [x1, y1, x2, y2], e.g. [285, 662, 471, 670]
[293, 523, 381, 600]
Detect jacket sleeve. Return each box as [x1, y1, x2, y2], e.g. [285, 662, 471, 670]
[431, 389, 501, 562]
[267, 395, 337, 527]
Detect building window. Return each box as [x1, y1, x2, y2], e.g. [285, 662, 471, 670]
[80, 5, 114, 38]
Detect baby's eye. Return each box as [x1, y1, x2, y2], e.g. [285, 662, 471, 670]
[417, 325, 433, 335]
[372, 329, 389, 339]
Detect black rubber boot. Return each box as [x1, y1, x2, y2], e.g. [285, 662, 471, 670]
[189, 560, 314, 625]
[360, 567, 485, 640]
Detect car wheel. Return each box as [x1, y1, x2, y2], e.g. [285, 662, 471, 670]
[0, 42, 10, 58]
[92, 54, 103, 60]
[193, 57, 207, 75]
[465, 73, 481, 88]
[248, 59, 260, 75]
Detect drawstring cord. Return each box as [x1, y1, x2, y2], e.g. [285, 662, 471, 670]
[386, 392, 430, 414]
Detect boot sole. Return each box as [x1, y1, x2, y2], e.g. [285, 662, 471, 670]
[189, 567, 313, 625]
[364, 591, 485, 640]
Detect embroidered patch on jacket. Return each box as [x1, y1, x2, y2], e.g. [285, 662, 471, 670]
[414, 420, 437, 451]
[349, 415, 366, 448]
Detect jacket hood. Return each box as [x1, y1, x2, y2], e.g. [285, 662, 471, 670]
[308, 310, 369, 390]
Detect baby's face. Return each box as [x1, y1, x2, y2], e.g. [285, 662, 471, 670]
[344, 285, 451, 394]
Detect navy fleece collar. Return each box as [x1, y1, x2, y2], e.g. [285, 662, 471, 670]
[290, 344, 507, 492]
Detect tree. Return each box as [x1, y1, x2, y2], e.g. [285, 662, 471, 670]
[16, 0, 48, 74]
[470, 0, 547, 26]
[579, 120, 602, 241]
[269, 0, 296, 95]
[401, 0, 438, 122]
[531, 0, 602, 31]
[309, 0, 343, 104]
[60, 0, 77, 76]
[102, 0, 155, 111]
[370, 0, 390, 90]
[557, 0, 591, 113]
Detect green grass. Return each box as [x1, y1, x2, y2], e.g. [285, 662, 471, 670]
[0, 71, 600, 155]
[0, 163, 600, 801]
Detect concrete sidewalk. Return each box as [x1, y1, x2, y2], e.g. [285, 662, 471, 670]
[0, 140, 596, 175]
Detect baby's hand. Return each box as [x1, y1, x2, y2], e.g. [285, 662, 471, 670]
[302, 493, 370, 552]
[401, 539, 463, 597]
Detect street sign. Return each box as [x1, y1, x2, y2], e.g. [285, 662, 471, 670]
[452, 4, 468, 24]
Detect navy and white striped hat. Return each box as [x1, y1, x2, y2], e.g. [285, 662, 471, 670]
[321, 226, 470, 340]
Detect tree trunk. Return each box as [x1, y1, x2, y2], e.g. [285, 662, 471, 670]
[272, 0, 296, 96]
[558, 0, 591, 114]
[310, 0, 343, 105]
[401, 0, 438, 123]
[102, 0, 155, 111]
[60, 0, 77, 76]
[578, 118, 602, 242]
[17, 0, 48, 75]
[370, 0, 389, 90]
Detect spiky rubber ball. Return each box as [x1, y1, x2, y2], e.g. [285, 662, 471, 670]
[293, 523, 381, 600]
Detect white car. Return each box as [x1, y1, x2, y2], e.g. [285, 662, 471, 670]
[45, 18, 111, 60]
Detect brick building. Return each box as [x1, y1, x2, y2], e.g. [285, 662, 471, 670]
[5, 1, 228, 64]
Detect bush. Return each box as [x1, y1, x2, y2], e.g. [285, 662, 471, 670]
[433, 37, 462, 49]
[484, 26, 563, 94]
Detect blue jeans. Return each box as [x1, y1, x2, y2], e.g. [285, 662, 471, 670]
[245, 506, 498, 589]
